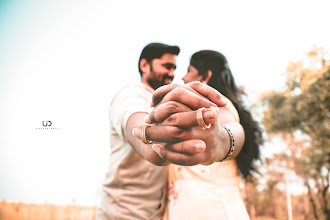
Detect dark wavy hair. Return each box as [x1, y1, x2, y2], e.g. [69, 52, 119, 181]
[190, 50, 264, 178]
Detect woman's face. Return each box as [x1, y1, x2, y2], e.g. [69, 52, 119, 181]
[182, 65, 203, 84]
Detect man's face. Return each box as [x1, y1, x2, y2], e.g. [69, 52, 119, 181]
[145, 53, 177, 90]
[182, 65, 202, 84]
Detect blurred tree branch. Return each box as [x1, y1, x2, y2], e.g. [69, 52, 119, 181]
[260, 46, 330, 220]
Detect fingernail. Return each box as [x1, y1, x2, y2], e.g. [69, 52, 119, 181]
[153, 144, 164, 149]
[132, 128, 139, 137]
[211, 106, 219, 114]
[144, 115, 151, 123]
[195, 143, 206, 153]
[221, 95, 228, 105]
[152, 144, 164, 159]
[203, 108, 214, 119]
[203, 108, 218, 123]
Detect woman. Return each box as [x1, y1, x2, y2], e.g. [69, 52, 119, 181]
[162, 50, 264, 220]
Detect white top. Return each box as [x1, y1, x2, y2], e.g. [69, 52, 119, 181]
[163, 101, 250, 220]
[97, 82, 168, 220]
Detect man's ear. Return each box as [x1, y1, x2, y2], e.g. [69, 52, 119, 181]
[202, 70, 213, 84]
[140, 58, 150, 74]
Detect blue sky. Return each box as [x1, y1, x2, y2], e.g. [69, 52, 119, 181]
[1, 0, 329, 205]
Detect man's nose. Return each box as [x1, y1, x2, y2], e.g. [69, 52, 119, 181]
[168, 68, 175, 78]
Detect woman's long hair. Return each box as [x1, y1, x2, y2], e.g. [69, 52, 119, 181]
[190, 50, 264, 178]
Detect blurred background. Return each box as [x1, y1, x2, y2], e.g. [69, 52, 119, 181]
[0, 0, 329, 219]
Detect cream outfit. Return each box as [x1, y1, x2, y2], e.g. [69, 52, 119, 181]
[97, 83, 168, 220]
[163, 102, 250, 220]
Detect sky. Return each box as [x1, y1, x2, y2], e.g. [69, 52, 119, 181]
[1, 0, 329, 206]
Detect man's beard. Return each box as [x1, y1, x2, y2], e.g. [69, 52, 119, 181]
[147, 71, 173, 90]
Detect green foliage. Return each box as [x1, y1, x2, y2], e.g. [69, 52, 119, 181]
[260, 46, 330, 219]
[262, 69, 330, 139]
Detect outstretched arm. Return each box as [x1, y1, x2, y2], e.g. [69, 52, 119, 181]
[126, 82, 227, 166]
[132, 101, 244, 165]
[132, 82, 245, 166]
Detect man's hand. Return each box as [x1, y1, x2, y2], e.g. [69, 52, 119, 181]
[132, 105, 227, 165]
[129, 82, 244, 166]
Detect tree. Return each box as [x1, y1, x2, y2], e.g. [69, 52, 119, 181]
[261, 46, 330, 220]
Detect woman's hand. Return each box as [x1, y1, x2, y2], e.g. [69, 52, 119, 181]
[151, 81, 228, 109]
[131, 82, 243, 166]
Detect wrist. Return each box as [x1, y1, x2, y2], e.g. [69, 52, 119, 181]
[218, 124, 235, 162]
[204, 124, 230, 165]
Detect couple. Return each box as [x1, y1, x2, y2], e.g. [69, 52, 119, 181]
[97, 43, 263, 220]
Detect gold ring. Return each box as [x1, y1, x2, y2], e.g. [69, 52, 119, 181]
[196, 107, 211, 129]
[141, 125, 154, 144]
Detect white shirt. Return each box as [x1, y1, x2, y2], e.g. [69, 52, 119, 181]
[97, 82, 168, 220]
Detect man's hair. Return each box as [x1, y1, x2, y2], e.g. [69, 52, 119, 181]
[138, 43, 180, 76]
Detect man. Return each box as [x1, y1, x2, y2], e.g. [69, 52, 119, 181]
[96, 43, 181, 220]
[97, 43, 242, 219]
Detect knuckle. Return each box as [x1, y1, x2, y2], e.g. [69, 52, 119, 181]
[167, 114, 178, 125]
[190, 81, 202, 89]
[169, 84, 178, 90]
[149, 110, 155, 122]
[182, 84, 191, 90]
[178, 143, 185, 152]
[165, 102, 179, 114]
[197, 98, 205, 108]
[171, 127, 185, 140]
[214, 92, 222, 101]
[172, 87, 185, 96]
[171, 142, 184, 152]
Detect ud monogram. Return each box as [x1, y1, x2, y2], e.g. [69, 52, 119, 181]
[42, 121, 52, 127]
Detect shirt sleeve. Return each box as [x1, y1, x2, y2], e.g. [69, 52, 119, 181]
[109, 84, 151, 142]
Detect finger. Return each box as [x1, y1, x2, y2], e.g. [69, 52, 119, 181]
[187, 81, 228, 107]
[166, 140, 206, 154]
[131, 125, 156, 143]
[146, 101, 192, 124]
[151, 82, 228, 107]
[157, 87, 217, 110]
[151, 143, 205, 166]
[132, 127, 143, 139]
[151, 84, 195, 107]
[159, 107, 218, 127]
[132, 125, 190, 143]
